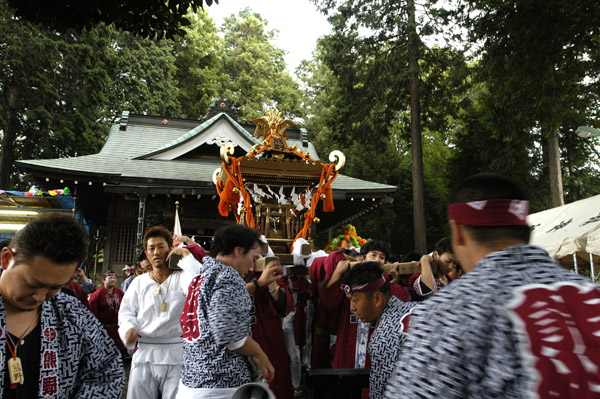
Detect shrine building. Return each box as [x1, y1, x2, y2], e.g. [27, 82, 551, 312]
[16, 101, 396, 277]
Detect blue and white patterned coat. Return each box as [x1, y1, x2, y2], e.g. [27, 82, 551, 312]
[180, 256, 253, 389]
[384, 245, 600, 399]
[0, 292, 125, 398]
[368, 296, 417, 399]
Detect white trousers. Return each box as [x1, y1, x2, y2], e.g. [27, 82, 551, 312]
[303, 300, 314, 367]
[175, 381, 237, 399]
[127, 362, 181, 399]
[282, 327, 301, 389]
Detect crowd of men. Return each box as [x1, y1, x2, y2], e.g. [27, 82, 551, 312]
[0, 172, 598, 399]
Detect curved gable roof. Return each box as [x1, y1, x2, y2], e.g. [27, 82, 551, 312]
[134, 113, 259, 160]
[16, 111, 396, 198]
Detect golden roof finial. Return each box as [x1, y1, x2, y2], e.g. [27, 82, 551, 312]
[247, 109, 295, 141]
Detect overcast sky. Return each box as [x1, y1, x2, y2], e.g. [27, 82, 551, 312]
[206, 0, 332, 75]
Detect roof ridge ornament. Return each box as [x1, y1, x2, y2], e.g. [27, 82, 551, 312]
[220, 142, 235, 164]
[202, 100, 239, 122]
[119, 111, 130, 131]
[329, 150, 346, 171]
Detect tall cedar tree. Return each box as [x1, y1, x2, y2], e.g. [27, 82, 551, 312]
[310, 0, 464, 252]
[8, 0, 217, 39]
[462, 0, 600, 207]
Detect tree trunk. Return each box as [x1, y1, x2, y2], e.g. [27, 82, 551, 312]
[407, 0, 427, 253]
[547, 131, 564, 207]
[0, 87, 18, 189]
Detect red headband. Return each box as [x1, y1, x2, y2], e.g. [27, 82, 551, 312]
[341, 275, 387, 295]
[447, 199, 529, 226]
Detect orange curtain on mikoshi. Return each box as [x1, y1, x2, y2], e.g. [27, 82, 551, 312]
[294, 162, 338, 242]
[216, 147, 268, 228]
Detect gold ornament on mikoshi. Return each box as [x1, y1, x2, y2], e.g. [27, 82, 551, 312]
[248, 109, 295, 141]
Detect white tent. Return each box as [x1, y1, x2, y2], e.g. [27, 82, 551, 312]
[528, 194, 600, 280]
[528, 194, 600, 258]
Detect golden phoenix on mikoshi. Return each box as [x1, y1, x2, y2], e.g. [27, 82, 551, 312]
[213, 109, 345, 243]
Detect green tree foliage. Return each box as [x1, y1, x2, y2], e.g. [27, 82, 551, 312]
[8, 0, 217, 39]
[466, 0, 599, 133]
[296, 44, 343, 158]
[220, 8, 306, 120]
[298, 42, 467, 254]
[0, 2, 111, 188]
[451, 0, 600, 206]
[173, 11, 226, 119]
[304, 0, 468, 253]
[104, 27, 182, 121]
[0, 1, 183, 188]
[447, 86, 541, 204]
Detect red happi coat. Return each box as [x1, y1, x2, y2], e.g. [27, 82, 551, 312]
[309, 255, 337, 368]
[69, 280, 90, 310]
[89, 286, 126, 351]
[248, 271, 294, 399]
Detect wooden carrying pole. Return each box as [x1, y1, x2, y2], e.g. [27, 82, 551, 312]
[350, 260, 438, 275]
[254, 256, 438, 276]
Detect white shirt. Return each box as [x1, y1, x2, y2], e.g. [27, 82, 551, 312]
[118, 256, 201, 366]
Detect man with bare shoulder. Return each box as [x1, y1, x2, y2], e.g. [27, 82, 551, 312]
[0, 214, 124, 397]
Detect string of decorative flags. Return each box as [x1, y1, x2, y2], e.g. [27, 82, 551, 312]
[0, 185, 71, 197]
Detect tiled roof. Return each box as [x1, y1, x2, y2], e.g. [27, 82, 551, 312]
[17, 113, 396, 195]
[136, 113, 259, 159]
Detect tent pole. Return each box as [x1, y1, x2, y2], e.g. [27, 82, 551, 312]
[590, 252, 595, 283]
[573, 253, 578, 275]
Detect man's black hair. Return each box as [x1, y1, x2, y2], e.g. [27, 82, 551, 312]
[143, 226, 173, 250]
[102, 270, 115, 279]
[388, 254, 401, 263]
[0, 239, 11, 252]
[341, 261, 390, 299]
[137, 251, 148, 264]
[433, 237, 452, 256]
[209, 224, 260, 257]
[401, 251, 421, 262]
[449, 173, 531, 244]
[343, 247, 361, 258]
[10, 213, 88, 265]
[360, 239, 391, 262]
